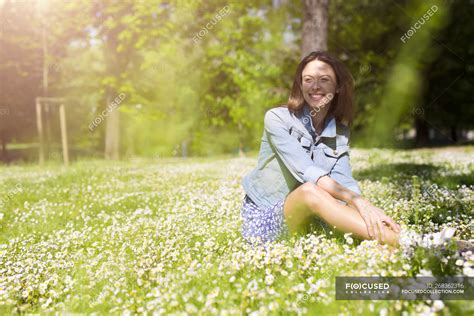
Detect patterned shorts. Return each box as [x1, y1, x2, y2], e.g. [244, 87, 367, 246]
[240, 194, 290, 244]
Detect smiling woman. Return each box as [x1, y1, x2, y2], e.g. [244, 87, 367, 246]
[240, 51, 472, 256]
[287, 51, 355, 132]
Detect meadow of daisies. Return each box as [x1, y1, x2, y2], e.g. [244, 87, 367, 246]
[0, 146, 472, 315]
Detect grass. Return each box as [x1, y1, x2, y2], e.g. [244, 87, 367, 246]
[0, 146, 472, 315]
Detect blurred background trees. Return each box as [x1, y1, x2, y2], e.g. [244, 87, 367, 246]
[0, 0, 473, 163]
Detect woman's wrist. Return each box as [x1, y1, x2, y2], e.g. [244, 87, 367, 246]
[349, 195, 367, 208]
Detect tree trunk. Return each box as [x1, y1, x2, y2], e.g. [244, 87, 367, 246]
[181, 140, 188, 158]
[450, 126, 458, 142]
[45, 103, 52, 158]
[238, 122, 245, 157]
[104, 93, 120, 160]
[272, 0, 287, 8]
[415, 117, 429, 147]
[302, 0, 329, 58]
[0, 130, 7, 162]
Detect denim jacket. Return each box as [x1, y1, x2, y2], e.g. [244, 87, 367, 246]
[241, 103, 362, 210]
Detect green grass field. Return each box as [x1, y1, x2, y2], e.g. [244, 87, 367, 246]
[0, 147, 473, 315]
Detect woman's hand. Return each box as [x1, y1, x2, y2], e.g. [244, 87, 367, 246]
[352, 197, 401, 243]
[315, 176, 401, 242]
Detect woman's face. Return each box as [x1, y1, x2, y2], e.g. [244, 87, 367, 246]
[301, 59, 338, 111]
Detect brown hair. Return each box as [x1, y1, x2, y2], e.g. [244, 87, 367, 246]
[287, 51, 355, 126]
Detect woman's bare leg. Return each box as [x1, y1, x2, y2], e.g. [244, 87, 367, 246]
[283, 182, 400, 247]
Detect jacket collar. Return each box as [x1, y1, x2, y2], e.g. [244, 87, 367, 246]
[302, 103, 336, 138]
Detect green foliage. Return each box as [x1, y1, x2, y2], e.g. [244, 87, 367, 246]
[359, 0, 450, 147]
[0, 0, 472, 159]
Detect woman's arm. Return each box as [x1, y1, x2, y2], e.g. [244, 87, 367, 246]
[317, 147, 401, 240]
[316, 175, 361, 207]
[328, 153, 362, 197]
[316, 151, 362, 207]
[317, 175, 401, 241]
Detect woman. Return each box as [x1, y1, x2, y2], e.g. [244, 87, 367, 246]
[240, 51, 465, 255]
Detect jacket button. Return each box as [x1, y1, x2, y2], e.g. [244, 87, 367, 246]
[333, 150, 338, 155]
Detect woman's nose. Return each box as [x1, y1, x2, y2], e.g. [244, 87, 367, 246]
[312, 79, 324, 90]
[311, 82, 321, 91]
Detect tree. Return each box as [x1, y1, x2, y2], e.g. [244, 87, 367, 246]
[0, 1, 41, 162]
[93, 0, 136, 160]
[0, 0, 93, 162]
[301, 0, 328, 58]
[417, 0, 474, 146]
[359, 0, 450, 147]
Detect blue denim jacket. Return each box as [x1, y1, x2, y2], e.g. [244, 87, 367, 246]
[241, 103, 362, 209]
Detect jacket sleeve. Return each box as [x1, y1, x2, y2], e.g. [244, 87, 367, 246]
[264, 109, 328, 184]
[329, 150, 362, 196]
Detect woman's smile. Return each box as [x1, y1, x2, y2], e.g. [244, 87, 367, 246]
[309, 93, 325, 101]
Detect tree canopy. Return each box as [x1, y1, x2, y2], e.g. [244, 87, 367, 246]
[0, 0, 472, 162]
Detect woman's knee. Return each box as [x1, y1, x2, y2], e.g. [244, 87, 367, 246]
[299, 182, 328, 207]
